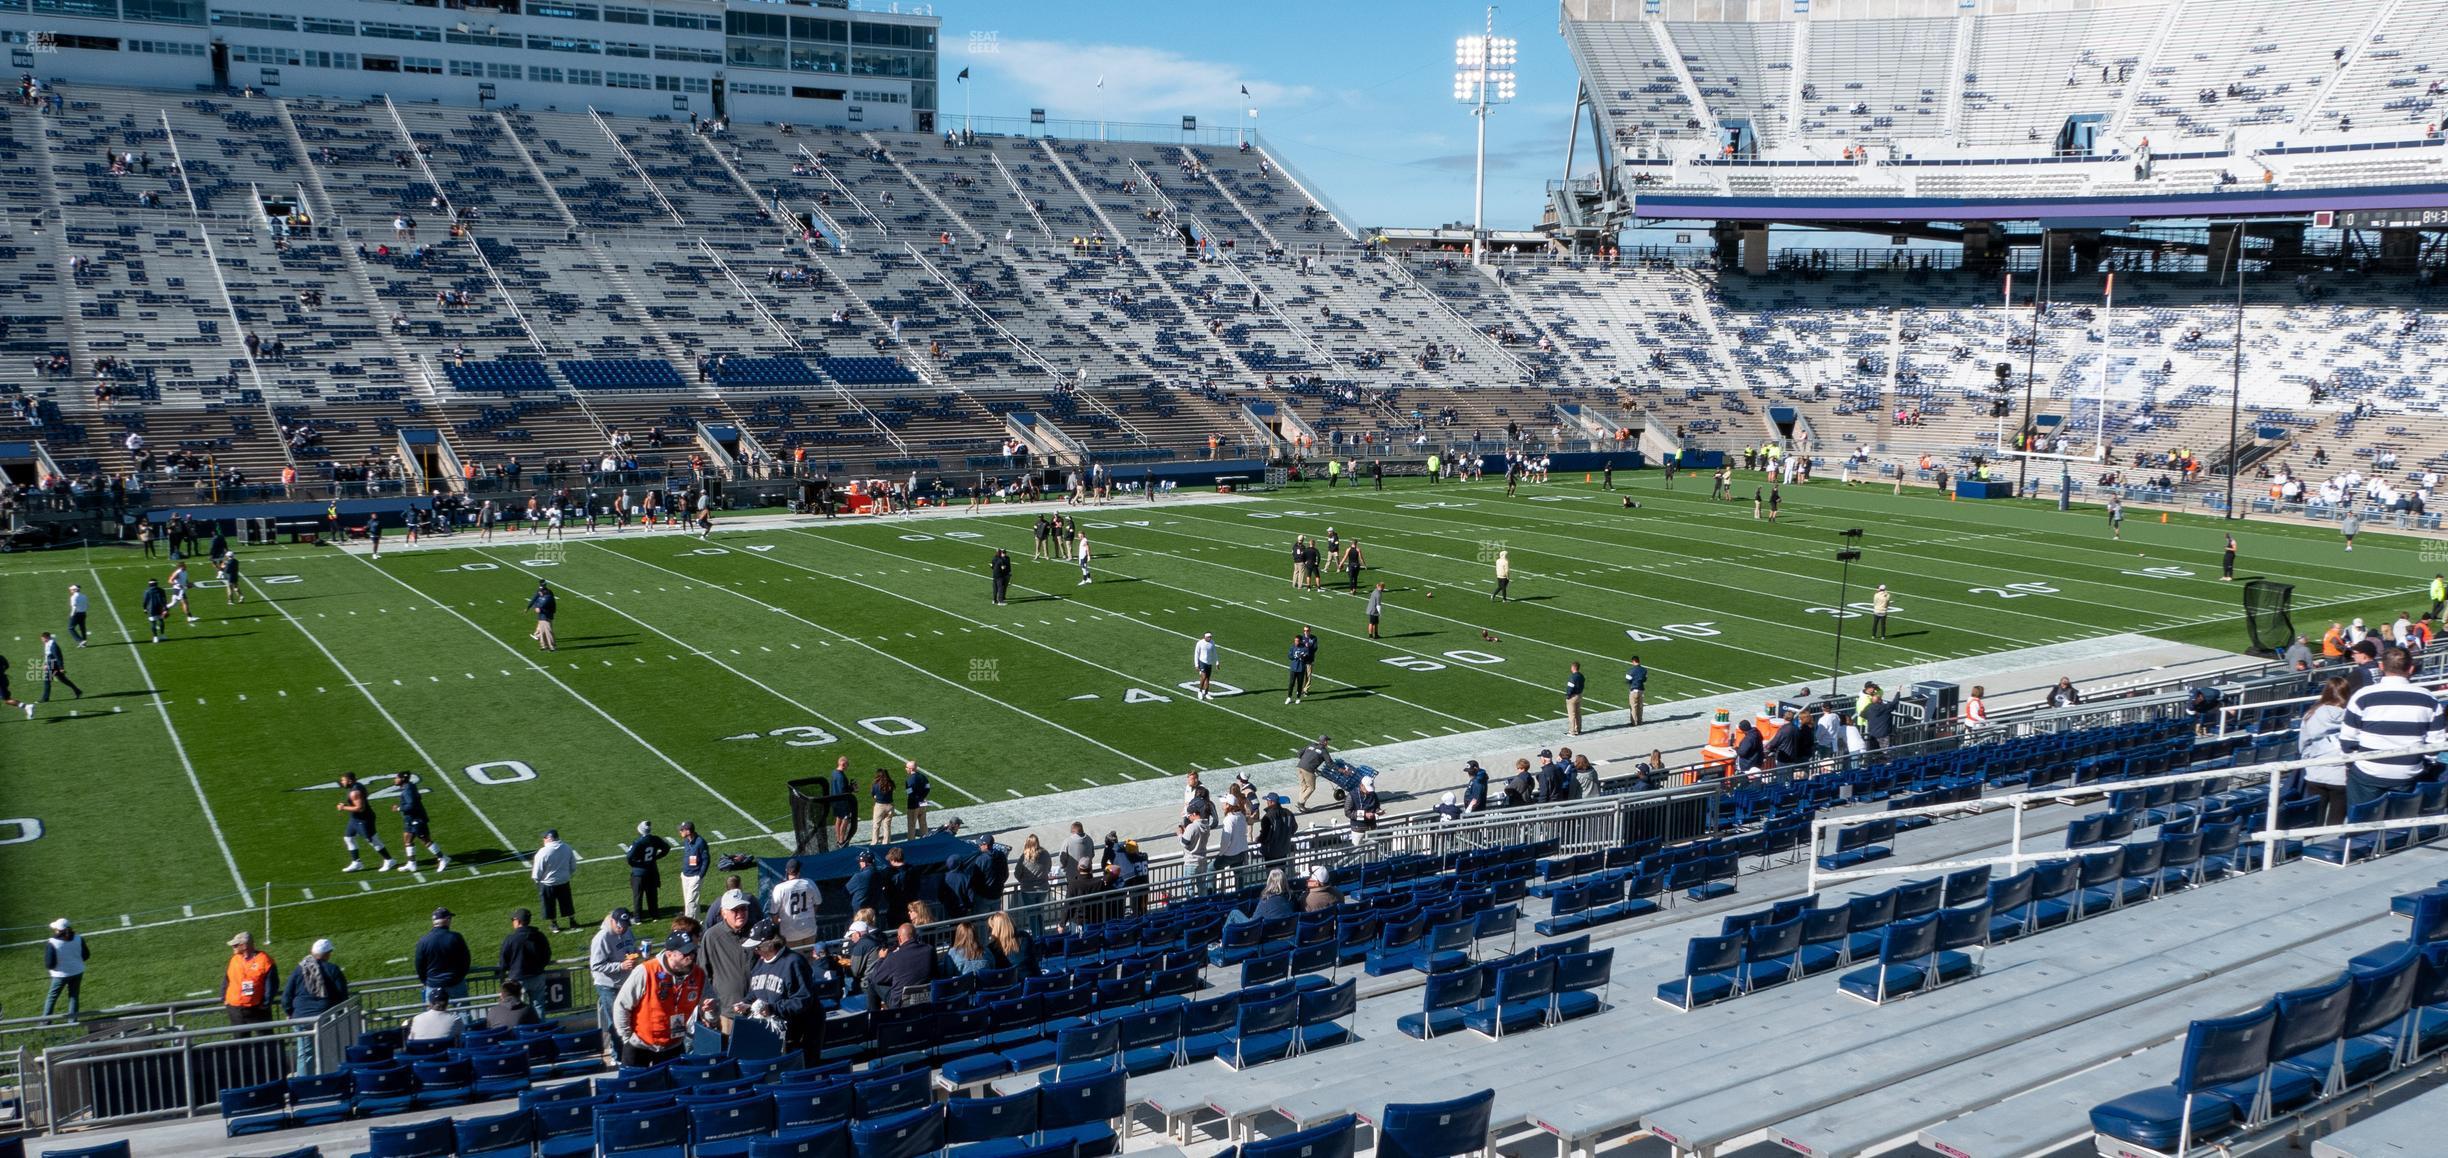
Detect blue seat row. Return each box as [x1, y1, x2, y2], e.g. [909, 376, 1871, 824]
[1395, 942, 1613, 1040]
[2091, 903, 2448, 1153]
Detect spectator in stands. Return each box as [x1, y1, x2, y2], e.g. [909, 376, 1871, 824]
[414, 907, 471, 1001]
[2298, 676, 2353, 825]
[985, 911, 1037, 975]
[2337, 647, 2444, 809]
[496, 908, 550, 1017]
[222, 931, 278, 1032]
[589, 908, 641, 1058]
[485, 980, 541, 1030]
[700, 893, 754, 1035]
[282, 939, 346, 1071]
[405, 987, 464, 1045]
[737, 919, 821, 1065]
[1302, 865, 1343, 911]
[945, 921, 990, 976]
[611, 934, 710, 1067]
[1251, 869, 1299, 920]
[865, 923, 933, 1008]
[1010, 834, 1053, 935]
[2045, 677, 2082, 708]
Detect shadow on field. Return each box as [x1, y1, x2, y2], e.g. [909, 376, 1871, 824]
[77, 689, 161, 701]
[554, 635, 637, 650]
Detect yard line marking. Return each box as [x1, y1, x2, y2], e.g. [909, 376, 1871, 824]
[789, 532, 1494, 733]
[300, 889, 314, 900]
[86, 568, 253, 907]
[182, 904, 194, 917]
[359, 881, 373, 892]
[571, 545, 1152, 798]
[1007, 789, 1024, 798]
[335, 557, 768, 835]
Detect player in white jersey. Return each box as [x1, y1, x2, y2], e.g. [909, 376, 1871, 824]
[167, 562, 198, 623]
[767, 858, 822, 952]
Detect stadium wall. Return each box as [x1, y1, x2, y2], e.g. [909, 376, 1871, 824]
[0, 0, 937, 127]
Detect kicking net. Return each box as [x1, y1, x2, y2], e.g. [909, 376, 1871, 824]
[2243, 580, 2296, 655]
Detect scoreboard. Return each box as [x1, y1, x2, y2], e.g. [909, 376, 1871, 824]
[2322, 208, 2448, 229]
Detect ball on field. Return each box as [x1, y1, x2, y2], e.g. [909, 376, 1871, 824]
[1425, 590, 1434, 599]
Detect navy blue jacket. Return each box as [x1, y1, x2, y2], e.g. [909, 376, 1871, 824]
[413, 927, 471, 987]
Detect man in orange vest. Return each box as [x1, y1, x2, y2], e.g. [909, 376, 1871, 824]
[223, 931, 278, 1032]
[610, 933, 711, 1067]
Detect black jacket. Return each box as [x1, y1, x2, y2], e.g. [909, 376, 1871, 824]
[413, 927, 471, 987]
[496, 926, 552, 983]
[1862, 699, 1896, 740]
[1257, 807, 1297, 862]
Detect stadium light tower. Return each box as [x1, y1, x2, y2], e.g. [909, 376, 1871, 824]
[1454, 7, 1516, 266]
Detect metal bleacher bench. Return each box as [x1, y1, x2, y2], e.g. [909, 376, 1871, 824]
[2310, 1081, 2448, 1158]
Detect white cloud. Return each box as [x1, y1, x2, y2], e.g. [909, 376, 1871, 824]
[963, 38, 1315, 122]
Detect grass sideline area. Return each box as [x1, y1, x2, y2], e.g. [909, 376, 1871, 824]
[0, 470, 2427, 1013]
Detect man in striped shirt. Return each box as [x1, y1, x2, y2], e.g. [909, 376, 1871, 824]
[2336, 647, 2445, 809]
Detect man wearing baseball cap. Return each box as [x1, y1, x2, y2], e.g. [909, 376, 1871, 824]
[282, 938, 347, 1072]
[222, 931, 278, 1033]
[413, 907, 471, 1002]
[1295, 734, 1332, 811]
[588, 907, 639, 1060]
[610, 932, 711, 1067]
[701, 890, 756, 1036]
[736, 919, 823, 1064]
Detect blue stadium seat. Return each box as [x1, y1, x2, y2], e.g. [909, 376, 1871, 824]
[689, 1093, 778, 1158]
[219, 1077, 290, 1137]
[597, 1105, 689, 1158]
[1376, 1088, 1493, 1158]
[943, 1088, 1038, 1158]
[1658, 933, 1745, 1011]
[353, 1117, 458, 1158]
[1838, 913, 1940, 1004]
[452, 1109, 537, 1158]
[1239, 1115, 1358, 1158]
[850, 1104, 945, 1158]
[752, 1124, 851, 1158]
[1294, 979, 1358, 1053]
[289, 1072, 357, 1127]
[1463, 959, 1556, 1038]
[1034, 1068, 1126, 1157]
[2090, 1005, 2276, 1152]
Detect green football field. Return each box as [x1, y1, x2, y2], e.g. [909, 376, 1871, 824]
[0, 471, 2429, 1011]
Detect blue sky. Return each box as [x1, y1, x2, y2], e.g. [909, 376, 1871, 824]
[940, 1, 1595, 232]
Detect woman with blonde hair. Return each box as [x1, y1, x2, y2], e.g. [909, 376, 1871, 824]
[985, 910, 1037, 973]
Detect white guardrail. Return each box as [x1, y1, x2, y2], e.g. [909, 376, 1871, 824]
[1808, 734, 2448, 893]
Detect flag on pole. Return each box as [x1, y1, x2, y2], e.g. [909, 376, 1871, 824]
[1096, 76, 1105, 89]
[1240, 85, 1250, 97]
[956, 67, 969, 82]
